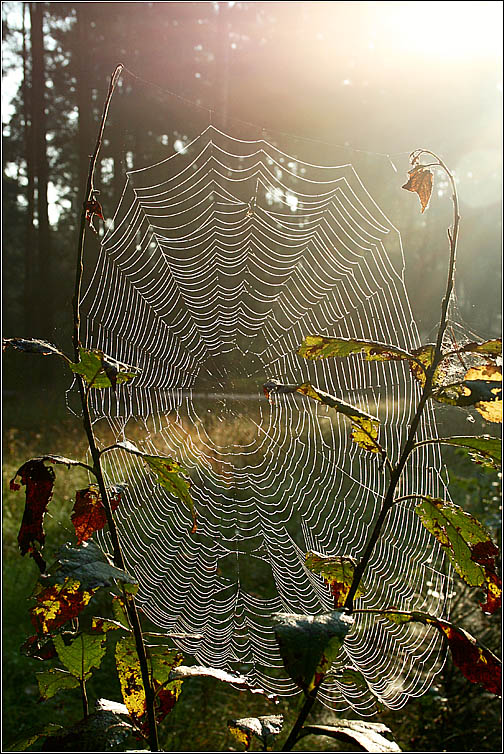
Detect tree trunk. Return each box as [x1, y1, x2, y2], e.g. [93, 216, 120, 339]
[75, 3, 94, 203]
[22, 1, 35, 334]
[29, 1, 53, 338]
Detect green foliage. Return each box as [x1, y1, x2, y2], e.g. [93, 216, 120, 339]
[264, 379, 381, 453]
[114, 440, 197, 532]
[69, 347, 139, 390]
[414, 496, 501, 613]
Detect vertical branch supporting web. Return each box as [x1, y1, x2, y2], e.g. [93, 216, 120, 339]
[82, 126, 450, 712]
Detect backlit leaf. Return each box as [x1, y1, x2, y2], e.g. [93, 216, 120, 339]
[53, 633, 107, 680]
[414, 497, 501, 613]
[36, 668, 80, 701]
[11, 459, 55, 564]
[6, 724, 64, 752]
[69, 346, 139, 390]
[91, 616, 128, 634]
[115, 440, 197, 533]
[427, 435, 501, 468]
[433, 369, 502, 423]
[383, 611, 501, 695]
[228, 716, 283, 751]
[402, 165, 433, 212]
[264, 380, 381, 453]
[297, 335, 415, 363]
[30, 578, 94, 634]
[273, 610, 353, 693]
[115, 637, 183, 733]
[169, 665, 278, 701]
[115, 636, 145, 725]
[407, 344, 446, 388]
[299, 721, 401, 752]
[112, 595, 131, 629]
[464, 364, 502, 423]
[305, 552, 364, 607]
[71, 485, 121, 544]
[54, 540, 138, 592]
[461, 339, 502, 357]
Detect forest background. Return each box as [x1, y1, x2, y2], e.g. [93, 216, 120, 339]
[2, 2, 502, 751]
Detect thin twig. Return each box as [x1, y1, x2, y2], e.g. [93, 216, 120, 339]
[71, 64, 159, 752]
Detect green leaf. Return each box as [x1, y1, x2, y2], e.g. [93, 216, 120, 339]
[112, 595, 131, 629]
[228, 715, 283, 751]
[69, 347, 139, 390]
[54, 541, 138, 592]
[297, 335, 415, 363]
[264, 380, 381, 453]
[36, 668, 80, 701]
[427, 435, 501, 468]
[115, 440, 197, 532]
[91, 616, 129, 634]
[305, 551, 364, 607]
[53, 633, 107, 680]
[414, 497, 501, 613]
[298, 721, 401, 752]
[6, 724, 65, 752]
[382, 611, 501, 695]
[461, 338, 502, 357]
[168, 665, 278, 701]
[273, 610, 353, 693]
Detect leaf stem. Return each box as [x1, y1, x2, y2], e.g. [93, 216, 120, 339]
[71, 64, 159, 751]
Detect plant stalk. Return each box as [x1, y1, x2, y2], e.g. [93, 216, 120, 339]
[71, 64, 159, 751]
[344, 151, 459, 610]
[283, 151, 460, 753]
[281, 689, 319, 751]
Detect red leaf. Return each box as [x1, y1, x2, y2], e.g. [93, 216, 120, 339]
[85, 199, 104, 233]
[71, 485, 120, 545]
[402, 165, 433, 213]
[437, 621, 501, 696]
[21, 634, 57, 661]
[30, 579, 94, 634]
[470, 540, 502, 614]
[11, 460, 55, 557]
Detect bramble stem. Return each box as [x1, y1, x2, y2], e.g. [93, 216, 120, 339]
[343, 150, 459, 610]
[71, 65, 159, 751]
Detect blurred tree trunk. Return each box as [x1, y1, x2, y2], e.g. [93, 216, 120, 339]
[22, 2, 35, 334]
[29, 1, 53, 338]
[75, 3, 93, 202]
[215, 2, 231, 129]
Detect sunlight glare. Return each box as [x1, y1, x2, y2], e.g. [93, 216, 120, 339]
[378, 1, 502, 60]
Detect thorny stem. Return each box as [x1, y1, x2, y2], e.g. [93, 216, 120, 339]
[72, 65, 159, 751]
[282, 151, 460, 751]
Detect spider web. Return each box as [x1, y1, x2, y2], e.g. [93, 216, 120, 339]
[81, 126, 451, 712]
